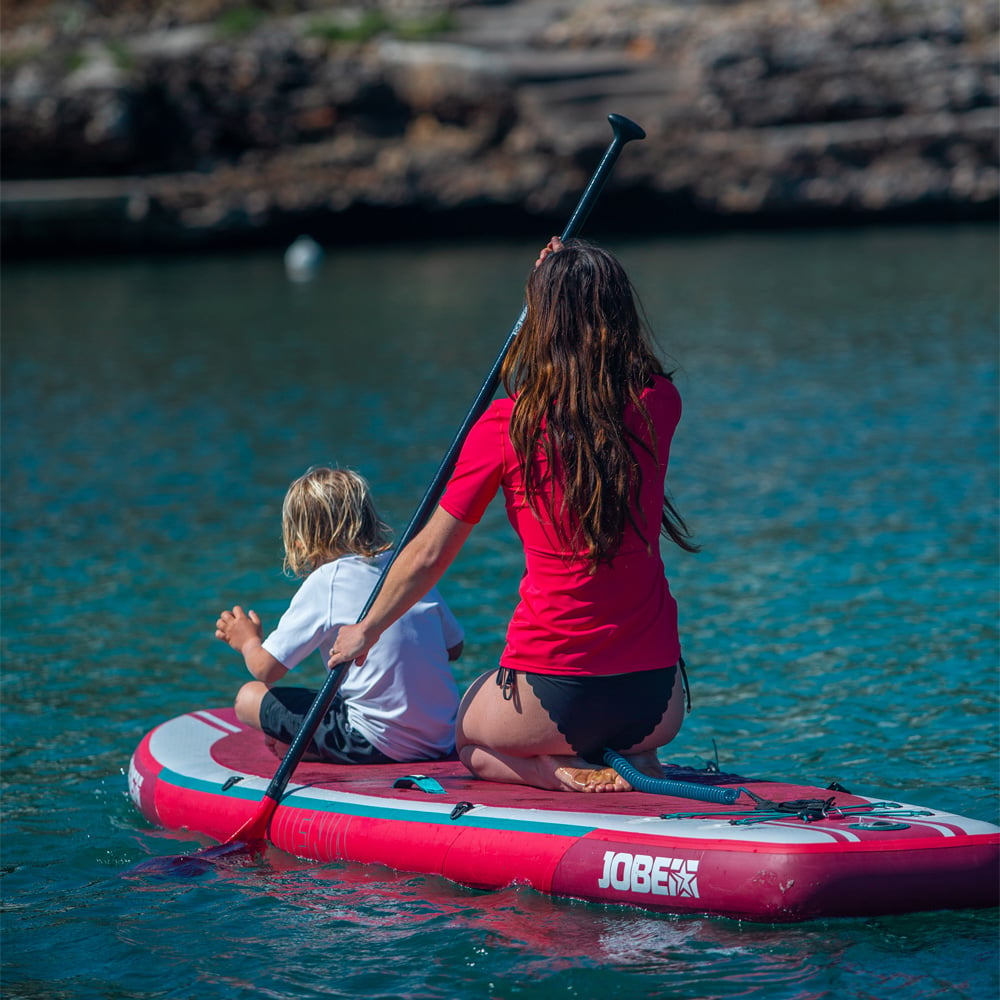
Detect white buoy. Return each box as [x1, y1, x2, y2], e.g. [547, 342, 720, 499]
[284, 235, 323, 282]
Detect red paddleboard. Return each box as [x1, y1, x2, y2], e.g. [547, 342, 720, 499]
[129, 707, 1000, 922]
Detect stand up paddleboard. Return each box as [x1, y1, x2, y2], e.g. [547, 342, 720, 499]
[128, 708, 999, 922]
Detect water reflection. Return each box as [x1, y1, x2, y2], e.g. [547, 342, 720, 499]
[111, 839, 996, 1000]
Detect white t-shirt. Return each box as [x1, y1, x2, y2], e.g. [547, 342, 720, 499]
[262, 551, 464, 761]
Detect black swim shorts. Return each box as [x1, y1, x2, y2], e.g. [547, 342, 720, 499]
[258, 687, 397, 765]
[522, 663, 680, 765]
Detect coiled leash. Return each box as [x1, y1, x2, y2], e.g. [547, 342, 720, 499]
[603, 749, 742, 805]
[498, 660, 738, 803]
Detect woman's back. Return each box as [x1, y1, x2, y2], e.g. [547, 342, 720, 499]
[442, 375, 682, 676]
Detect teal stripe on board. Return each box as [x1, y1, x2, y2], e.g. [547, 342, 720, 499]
[158, 766, 593, 838]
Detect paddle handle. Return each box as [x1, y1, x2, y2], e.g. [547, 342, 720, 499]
[247, 114, 646, 827]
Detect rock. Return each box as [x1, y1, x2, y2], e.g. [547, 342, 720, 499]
[0, 0, 996, 255]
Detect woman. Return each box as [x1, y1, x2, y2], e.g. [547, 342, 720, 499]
[328, 238, 697, 791]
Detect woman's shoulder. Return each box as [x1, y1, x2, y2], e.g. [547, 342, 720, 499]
[469, 396, 514, 437]
[486, 396, 514, 418]
[643, 373, 682, 409]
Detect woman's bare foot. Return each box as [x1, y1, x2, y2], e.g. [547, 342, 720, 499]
[622, 750, 666, 781]
[554, 751, 665, 792]
[554, 764, 633, 792]
[457, 745, 666, 794]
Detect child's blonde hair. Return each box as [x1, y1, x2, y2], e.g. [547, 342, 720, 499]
[281, 466, 393, 577]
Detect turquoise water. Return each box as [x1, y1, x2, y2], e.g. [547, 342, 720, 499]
[2, 225, 997, 998]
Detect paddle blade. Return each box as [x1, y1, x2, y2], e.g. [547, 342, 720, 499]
[127, 838, 266, 878]
[224, 793, 279, 844]
[127, 794, 277, 878]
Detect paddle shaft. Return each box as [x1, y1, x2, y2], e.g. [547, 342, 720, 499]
[230, 113, 646, 842]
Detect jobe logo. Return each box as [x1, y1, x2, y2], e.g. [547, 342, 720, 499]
[597, 851, 700, 898]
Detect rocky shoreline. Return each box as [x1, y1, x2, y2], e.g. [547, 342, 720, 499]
[2, 0, 997, 256]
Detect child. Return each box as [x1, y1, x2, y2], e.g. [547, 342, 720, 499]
[215, 466, 464, 764]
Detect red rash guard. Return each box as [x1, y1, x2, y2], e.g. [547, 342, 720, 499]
[440, 375, 682, 677]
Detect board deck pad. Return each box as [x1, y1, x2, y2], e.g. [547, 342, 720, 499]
[213, 723, 852, 817]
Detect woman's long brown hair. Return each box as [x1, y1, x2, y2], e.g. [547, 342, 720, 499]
[501, 239, 697, 570]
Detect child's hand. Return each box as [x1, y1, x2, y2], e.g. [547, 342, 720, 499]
[215, 605, 263, 656]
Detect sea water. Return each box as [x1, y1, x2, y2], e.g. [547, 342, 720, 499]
[2, 225, 997, 999]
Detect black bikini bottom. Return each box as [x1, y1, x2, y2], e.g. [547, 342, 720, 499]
[518, 663, 681, 765]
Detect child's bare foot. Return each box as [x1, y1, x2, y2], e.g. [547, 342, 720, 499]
[263, 736, 323, 763]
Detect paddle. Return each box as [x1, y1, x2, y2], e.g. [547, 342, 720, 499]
[138, 113, 646, 870]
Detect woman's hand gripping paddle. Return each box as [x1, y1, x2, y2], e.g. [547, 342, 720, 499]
[137, 113, 646, 872]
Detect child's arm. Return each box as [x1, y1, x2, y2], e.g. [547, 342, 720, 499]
[216, 605, 288, 684]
